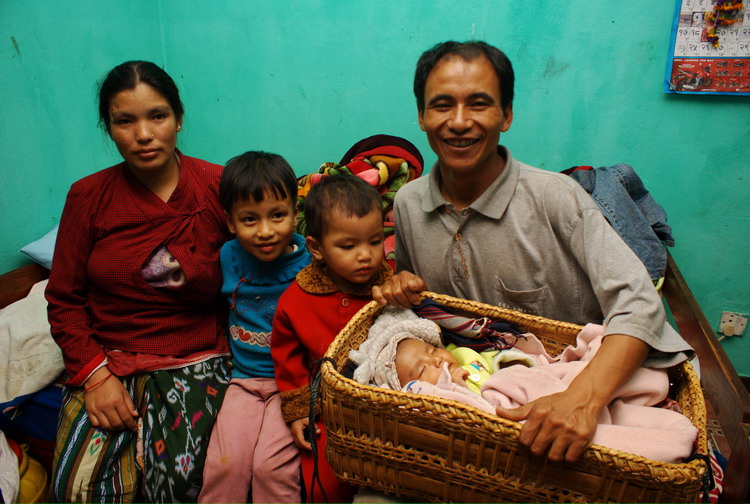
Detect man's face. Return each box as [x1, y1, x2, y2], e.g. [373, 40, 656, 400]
[418, 54, 512, 178]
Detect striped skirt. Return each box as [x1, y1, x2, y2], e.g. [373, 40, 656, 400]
[50, 357, 229, 503]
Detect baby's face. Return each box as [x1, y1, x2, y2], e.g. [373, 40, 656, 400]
[395, 338, 469, 387]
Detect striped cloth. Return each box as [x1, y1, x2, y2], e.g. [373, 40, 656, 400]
[412, 298, 525, 352]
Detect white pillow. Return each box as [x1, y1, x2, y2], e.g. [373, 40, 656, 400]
[19, 224, 58, 270]
[0, 280, 64, 403]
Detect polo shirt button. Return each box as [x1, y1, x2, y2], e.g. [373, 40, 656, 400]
[445, 207, 452, 214]
[341, 298, 350, 307]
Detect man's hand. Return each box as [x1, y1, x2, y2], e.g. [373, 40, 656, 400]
[372, 271, 427, 307]
[496, 334, 649, 463]
[496, 385, 599, 463]
[84, 368, 138, 431]
[290, 417, 319, 451]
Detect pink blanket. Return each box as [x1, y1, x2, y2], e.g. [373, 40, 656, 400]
[403, 324, 697, 463]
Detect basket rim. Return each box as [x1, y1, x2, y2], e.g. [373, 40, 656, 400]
[322, 290, 709, 474]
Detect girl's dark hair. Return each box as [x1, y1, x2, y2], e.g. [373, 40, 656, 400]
[98, 61, 184, 132]
[304, 175, 382, 241]
[219, 151, 298, 213]
[414, 40, 514, 112]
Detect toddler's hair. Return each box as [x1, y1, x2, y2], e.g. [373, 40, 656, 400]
[304, 175, 382, 240]
[219, 151, 297, 213]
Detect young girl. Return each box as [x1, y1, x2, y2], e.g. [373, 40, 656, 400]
[271, 175, 392, 503]
[198, 151, 311, 504]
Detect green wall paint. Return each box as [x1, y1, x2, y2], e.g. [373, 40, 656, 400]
[2, 1, 749, 374]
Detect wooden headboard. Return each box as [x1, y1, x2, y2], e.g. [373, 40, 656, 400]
[663, 252, 750, 504]
[1, 256, 748, 502]
[0, 262, 49, 309]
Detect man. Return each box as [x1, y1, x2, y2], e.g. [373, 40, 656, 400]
[373, 40, 691, 463]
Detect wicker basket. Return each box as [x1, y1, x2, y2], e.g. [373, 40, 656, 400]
[320, 292, 708, 503]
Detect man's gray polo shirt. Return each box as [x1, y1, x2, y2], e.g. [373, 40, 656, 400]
[394, 147, 691, 366]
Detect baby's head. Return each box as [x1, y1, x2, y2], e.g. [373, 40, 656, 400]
[219, 151, 298, 262]
[350, 306, 468, 389]
[304, 175, 384, 291]
[395, 338, 468, 387]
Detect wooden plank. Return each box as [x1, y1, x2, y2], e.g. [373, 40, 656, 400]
[662, 251, 750, 504]
[0, 262, 49, 309]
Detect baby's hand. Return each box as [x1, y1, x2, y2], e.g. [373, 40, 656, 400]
[290, 417, 319, 451]
[449, 363, 470, 386]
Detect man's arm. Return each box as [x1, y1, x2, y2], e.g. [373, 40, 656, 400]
[494, 184, 672, 462]
[372, 196, 429, 307]
[496, 334, 649, 462]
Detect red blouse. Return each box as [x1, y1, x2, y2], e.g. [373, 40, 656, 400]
[271, 260, 392, 422]
[46, 154, 231, 385]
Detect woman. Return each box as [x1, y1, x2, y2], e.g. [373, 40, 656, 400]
[46, 61, 230, 503]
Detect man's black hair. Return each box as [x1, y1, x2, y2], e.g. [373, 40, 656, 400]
[414, 40, 514, 112]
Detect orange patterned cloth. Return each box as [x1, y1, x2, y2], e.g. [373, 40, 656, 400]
[295, 135, 423, 268]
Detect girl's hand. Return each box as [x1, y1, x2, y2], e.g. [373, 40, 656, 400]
[84, 368, 139, 431]
[291, 417, 319, 451]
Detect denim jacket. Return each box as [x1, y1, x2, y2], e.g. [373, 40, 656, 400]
[568, 164, 674, 280]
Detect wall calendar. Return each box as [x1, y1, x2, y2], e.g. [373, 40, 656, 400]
[665, 0, 750, 95]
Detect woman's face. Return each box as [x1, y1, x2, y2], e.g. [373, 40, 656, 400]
[107, 82, 182, 177]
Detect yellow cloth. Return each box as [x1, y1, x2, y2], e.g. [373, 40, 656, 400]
[446, 344, 496, 394]
[17, 444, 49, 504]
[446, 344, 538, 393]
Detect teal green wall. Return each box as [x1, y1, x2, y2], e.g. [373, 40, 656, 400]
[2, 1, 749, 374]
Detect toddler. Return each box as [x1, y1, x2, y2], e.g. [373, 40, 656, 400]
[199, 151, 311, 503]
[271, 174, 392, 503]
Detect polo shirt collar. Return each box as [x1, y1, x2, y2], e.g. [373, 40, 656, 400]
[423, 146, 519, 220]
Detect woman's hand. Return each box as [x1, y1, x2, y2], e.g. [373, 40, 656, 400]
[290, 417, 319, 451]
[372, 271, 427, 308]
[84, 368, 139, 431]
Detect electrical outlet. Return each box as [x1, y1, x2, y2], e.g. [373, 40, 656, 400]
[719, 311, 748, 337]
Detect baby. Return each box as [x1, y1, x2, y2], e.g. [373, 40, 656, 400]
[351, 305, 537, 393]
[350, 307, 698, 463]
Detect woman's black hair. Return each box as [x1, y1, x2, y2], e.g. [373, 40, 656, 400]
[97, 60, 184, 132]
